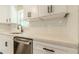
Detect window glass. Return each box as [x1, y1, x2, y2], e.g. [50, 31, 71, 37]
[17, 9, 29, 27]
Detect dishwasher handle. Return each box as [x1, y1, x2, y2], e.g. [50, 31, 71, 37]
[14, 39, 32, 45]
[43, 48, 55, 53]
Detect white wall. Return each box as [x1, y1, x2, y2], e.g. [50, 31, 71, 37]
[65, 6, 78, 44]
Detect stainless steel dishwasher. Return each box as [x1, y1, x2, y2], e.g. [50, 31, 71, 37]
[14, 36, 33, 54]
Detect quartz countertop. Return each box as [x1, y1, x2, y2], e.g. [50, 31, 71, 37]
[0, 32, 78, 49]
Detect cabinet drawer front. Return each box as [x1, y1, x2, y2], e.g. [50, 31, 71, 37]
[33, 41, 77, 54]
[33, 44, 65, 54]
[33, 41, 65, 54]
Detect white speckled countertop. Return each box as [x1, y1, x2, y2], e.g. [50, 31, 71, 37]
[0, 32, 78, 49]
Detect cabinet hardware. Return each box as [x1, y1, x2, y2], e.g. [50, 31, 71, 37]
[43, 48, 55, 52]
[48, 6, 50, 13]
[50, 5, 52, 13]
[6, 19, 8, 22]
[5, 41, 8, 47]
[48, 5, 52, 13]
[28, 12, 31, 17]
[64, 13, 69, 18]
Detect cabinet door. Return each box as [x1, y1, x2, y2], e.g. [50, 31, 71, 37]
[24, 5, 38, 19]
[38, 5, 49, 17]
[5, 37, 14, 54]
[0, 6, 11, 24]
[4, 36, 13, 54]
[38, 5, 67, 17]
[0, 35, 13, 54]
[53, 5, 67, 14]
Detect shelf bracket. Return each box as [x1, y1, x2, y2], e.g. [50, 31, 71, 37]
[64, 13, 69, 18]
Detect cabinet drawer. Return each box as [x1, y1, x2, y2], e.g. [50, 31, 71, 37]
[33, 42, 65, 54]
[33, 41, 77, 54]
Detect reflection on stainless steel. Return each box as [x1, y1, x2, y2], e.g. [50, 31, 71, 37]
[14, 36, 33, 54]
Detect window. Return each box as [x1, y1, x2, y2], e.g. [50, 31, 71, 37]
[17, 9, 29, 27]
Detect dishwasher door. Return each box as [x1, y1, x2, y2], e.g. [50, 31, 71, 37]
[14, 37, 33, 54]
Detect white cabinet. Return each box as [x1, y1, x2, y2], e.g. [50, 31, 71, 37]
[0, 34, 13, 54]
[23, 5, 67, 21]
[38, 5, 49, 17]
[0, 5, 67, 23]
[53, 5, 67, 14]
[0, 5, 19, 24]
[38, 5, 67, 16]
[0, 6, 11, 24]
[23, 5, 39, 19]
[33, 41, 77, 54]
[33, 41, 63, 54]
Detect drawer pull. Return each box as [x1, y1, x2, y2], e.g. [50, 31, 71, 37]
[43, 48, 55, 52]
[50, 5, 52, 13]
[5, 41, 8, 47]
[48, 6, 50, 13]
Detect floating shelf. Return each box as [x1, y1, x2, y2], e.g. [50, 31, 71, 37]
[27, 12, 69, 22]
[39, 12, 69, 20]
